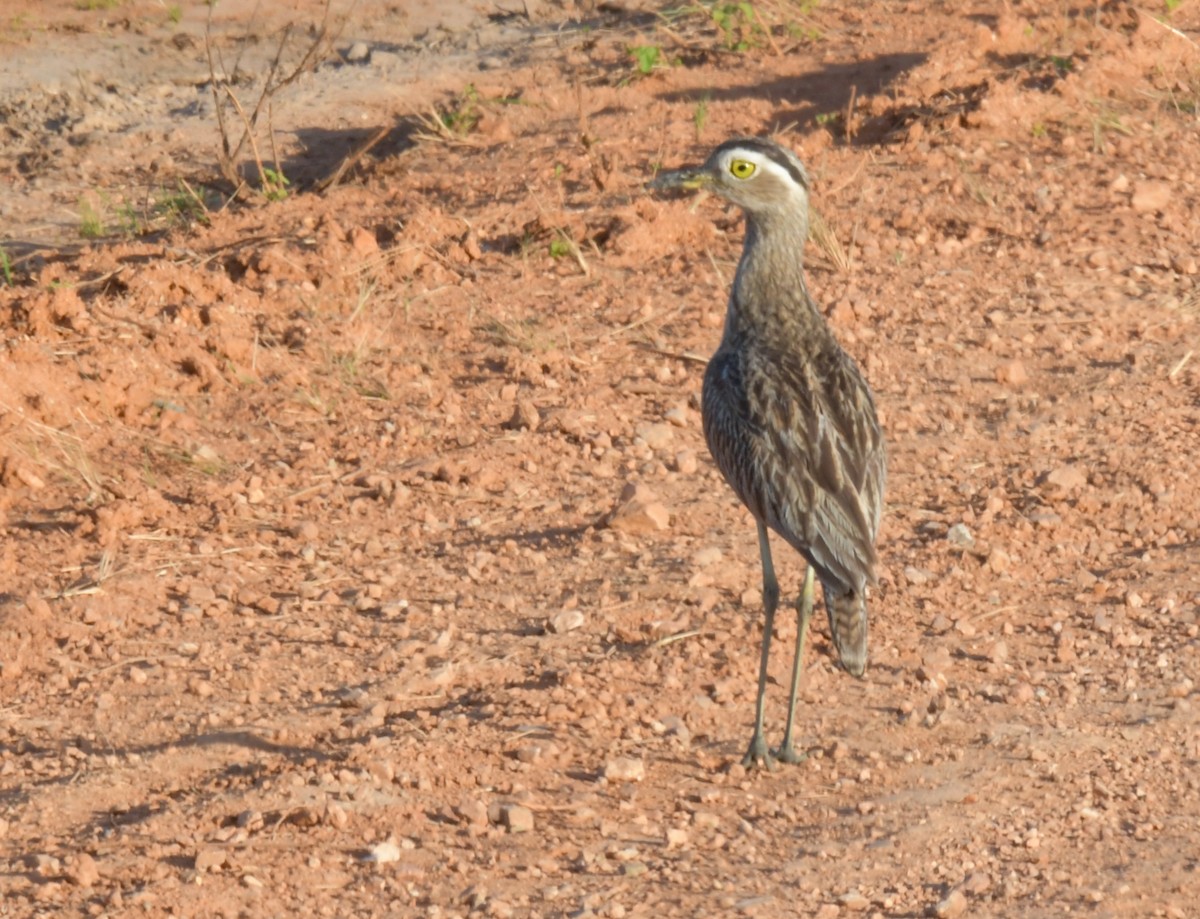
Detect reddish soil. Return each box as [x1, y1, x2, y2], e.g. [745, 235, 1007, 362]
[3, 1, 1200, 916]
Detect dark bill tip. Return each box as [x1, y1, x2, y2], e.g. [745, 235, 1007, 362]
[647, 167, 710, 193]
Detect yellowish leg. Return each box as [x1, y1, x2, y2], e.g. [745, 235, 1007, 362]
[742, 521, 779, 771]
[777, 565, 814, 764]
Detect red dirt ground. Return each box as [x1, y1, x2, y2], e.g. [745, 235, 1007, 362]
[2, 1, 1200, 916]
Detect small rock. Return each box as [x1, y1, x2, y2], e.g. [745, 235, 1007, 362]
[930, 614, 953, 633]
[988, 640, 1009, 664]
[548, 609, 584, 634]
[963, 872, 991, 894]
[504, 399, 540, 432]
[839, 891, 870, 911]
[607, 482, 670, 534]
[692, 547, 723, 568]
[1042, 464, 1088, 492]
[194, 847, 227, 873]
[365, 839, 401, 863]
[946, 523, 974, 549]
[496, 804, 534, 834]
[673, 449, 699, 474]
[934, 888, 968, 919]
[995, 360, 1028, 386]
[904, 566, 932, 586]
[345, 41, 371, 63]
[349, 226, 379, 257]
[634, 421, 674, 449]
[665, 827, 689, 848]
[1131, 180, 1172, 214]
[64, 853, 99, 887]
[603, 756, 646, 783]
[987, 547, 1010, 573]
[455, 797, 490, 828]
[1009, 682, 1035, 705]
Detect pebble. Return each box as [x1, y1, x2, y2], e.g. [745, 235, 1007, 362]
[1130, 180, 1172, 214]
[64, 853, 100, 887]
[603, 756, 646, 783]
[933, 889, 967, 918]
[345, 41, 371, 63]
[607, 482, 670, 533]
[194, 847, 228, 872]
[365, 839, 401, 863]
[946, 523, 974, 549]
[838, 891, 870, 911]
[495, 804, 534, 834]
[1043, 464, 1088, 492]
[634, 421, 674, 449]
[673, 449, 699, 474]
[995, 360, 1028, 386]
[548, 609, 584, 633]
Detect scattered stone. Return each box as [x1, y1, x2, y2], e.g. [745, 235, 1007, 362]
[365, 839, 401, 864]
[987, 547, 1010, 573]
[995, 360, 1028, 386]
[607, 482, 670, 534]
[933, 888, 968, 918]
[455, 797, 490, 828]
[839, 891, 870, 911]
[1042, 464, 1088, 493]
[548, 609, 584, 634]
[64, 853, 99, 887]
[904, 566, 932, 586]
[665, 827, 689, 848]
[194, 847, 227, 873]
[494, 804, 534, 834]
[1009, 682, 1035, 704]
[504, 398, 540, 431]
[1131, 180, 1172, 214]
[673, 449, 699, 474]
[946, 523, 974, 549]
[345, 41, 371, 63]
[603, 756, 646, 783]
[635, 421, 674, 449]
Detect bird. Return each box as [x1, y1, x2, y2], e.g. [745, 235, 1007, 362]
[649, 137, 887, 770]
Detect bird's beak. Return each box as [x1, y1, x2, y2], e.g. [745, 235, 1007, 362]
[648, 167, 711, 192]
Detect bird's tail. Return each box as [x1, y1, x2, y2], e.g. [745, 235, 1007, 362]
[826, 587, 868, 677]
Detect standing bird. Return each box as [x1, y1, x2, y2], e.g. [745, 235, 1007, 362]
[649, 138, 887, 770]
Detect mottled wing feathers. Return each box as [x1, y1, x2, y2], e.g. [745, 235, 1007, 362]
[702, 341, 886, 596]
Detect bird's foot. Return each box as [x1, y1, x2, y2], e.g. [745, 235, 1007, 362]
[774, 739, 811, 765]
[741, 734, 779, 772]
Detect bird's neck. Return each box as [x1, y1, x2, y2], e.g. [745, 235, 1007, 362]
[724, 213, 831, 348]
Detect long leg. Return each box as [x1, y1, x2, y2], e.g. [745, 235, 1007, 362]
[742, 520, 780, 770]
[777, 564, 815, 763]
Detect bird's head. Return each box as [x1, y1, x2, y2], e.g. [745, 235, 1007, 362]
[648, 137, 811, 219]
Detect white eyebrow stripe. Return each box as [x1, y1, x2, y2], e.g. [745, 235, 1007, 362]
[721, 148, 799, 186]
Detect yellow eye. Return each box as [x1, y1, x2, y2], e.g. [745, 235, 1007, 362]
[729, 159, 756, 179]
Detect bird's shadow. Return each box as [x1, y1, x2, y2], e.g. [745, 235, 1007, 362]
[657, 52, 929, 146]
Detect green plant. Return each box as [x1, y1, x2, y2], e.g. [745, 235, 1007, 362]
[549, 237, 572, 259]
[1164, 0, 1183, 13]
[0, 247, 13, 286]
[1031, 121, 1048, 137]
[79, 197, 105, 239]
[260, 166, 290, 201]
[693, 94, 710, 139]
[75, 0, 121, 9]
[167, 4, 182, 23]
[630, 44, 663, 75]
[710, 2, 761, 51]
[154, 181, 212, 226]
